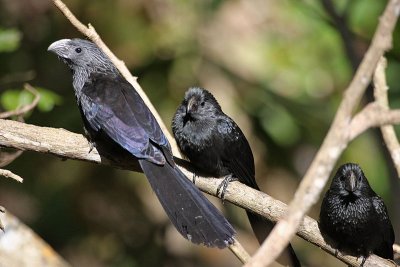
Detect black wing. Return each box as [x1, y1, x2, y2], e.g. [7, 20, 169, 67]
[372, 196, 395, 259]
[80, 73, 170, 165]
[217, 115, 258, 189]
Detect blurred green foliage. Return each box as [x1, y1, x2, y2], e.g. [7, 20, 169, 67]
[1, 87, 61, 113]
[0, 1, 399, 267]
[0, 28, 21, 52]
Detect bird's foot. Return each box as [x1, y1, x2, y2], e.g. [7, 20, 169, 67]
[359, 255, 367, 267]
[333, 248, 339, 257]
[88, 139, 96, 153]
[192, 173, 198, 184]
[0, 206, 5, 232]
[216, 174, 238, 202]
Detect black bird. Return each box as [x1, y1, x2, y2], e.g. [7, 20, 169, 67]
[48, 39, 235, 248]
[172, 87, 301, 267]
[319, 163, 394, 263]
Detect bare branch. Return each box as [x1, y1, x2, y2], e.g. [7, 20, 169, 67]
[0, 119, 398, 266]
[373, 57, 400, 177]
[0, 211, 71, 267]
[0, 149, 23, 168]
[245, 1, 400, 266]
[229, 238, 251, 263]
[0, 119, 140, 172]
[349, 103, 400, 140]
[0, 168, 23, 183]
[0, 84, 40, 119]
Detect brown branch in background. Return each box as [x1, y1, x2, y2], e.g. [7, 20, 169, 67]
[0, 211, 71, 267]
[0, 84, 40, 119]
[51, 0, 179, 155]
[374, 57, 400, 177]
[0, 169, 23, 183]
[0, 149, 23, 168]
[349, 103, 400, 140]
[245, 1, 400, 266]
[0, 83, 40, 184]
[0, 119, 398, 267]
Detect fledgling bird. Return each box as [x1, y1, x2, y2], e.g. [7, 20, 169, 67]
[319, 163, 394, 263]
[172, 87, 301, 267]
[48, 39, 235, 248]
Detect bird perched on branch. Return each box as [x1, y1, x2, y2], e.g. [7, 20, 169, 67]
[319, 163, 394, 264]
[48, 39, 235, 248]
[172, 87, 301, 267]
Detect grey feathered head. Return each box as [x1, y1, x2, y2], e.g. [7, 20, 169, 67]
[48, 39, 117, 89]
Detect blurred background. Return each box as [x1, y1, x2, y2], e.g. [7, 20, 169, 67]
[0, 0, 399, 266]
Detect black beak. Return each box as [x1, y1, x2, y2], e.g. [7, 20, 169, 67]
[48, 39, 71, 58]
[345, 172, 357, 192]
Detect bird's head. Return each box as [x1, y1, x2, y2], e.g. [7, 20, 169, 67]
[48, 38, 116, 74]
[330, 163, 372, 197]
[180, 87, 222, 122]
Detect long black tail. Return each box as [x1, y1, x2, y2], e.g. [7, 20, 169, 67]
[246, 211, 301, 267]
[139, 159, 235, 248]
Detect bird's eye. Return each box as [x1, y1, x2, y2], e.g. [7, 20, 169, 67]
[200, 101, 205, 107]
[75, 48, 82, 53]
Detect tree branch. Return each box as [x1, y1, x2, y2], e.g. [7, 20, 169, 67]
[245, 1, 400, 266]
[374, 57, 400, 177]
[0, 210, 71, 267]
[0, 169, 23, 183]
[0, 119, 397, 266]
[0, 84, 40, 119]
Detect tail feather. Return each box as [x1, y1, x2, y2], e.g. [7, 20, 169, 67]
[139, 159, 235, 248]
[247, 211, 301, 267]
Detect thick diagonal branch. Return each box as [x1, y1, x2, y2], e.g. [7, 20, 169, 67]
[0, 119, 398, 266]
[0, 211, 71, 267]
[245, 1, 400, 266]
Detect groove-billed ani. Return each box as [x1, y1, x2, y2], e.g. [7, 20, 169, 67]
[172, 87, 301, 267]
[48, 39, 235, 248]
[319, 163, 394, 263]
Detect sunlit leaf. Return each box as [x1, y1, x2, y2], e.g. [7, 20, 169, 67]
[0, 28, 22, 53]
[0, 88, 62, 113]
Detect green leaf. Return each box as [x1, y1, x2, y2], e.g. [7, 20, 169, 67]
[35, 87, 63, 112]
[0, 87, 62, 114]
[0, 90, 25, 111]
[0, 28, 22, 53]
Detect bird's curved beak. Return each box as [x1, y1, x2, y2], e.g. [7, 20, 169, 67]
[48, 39, 71, 58]
[345, 172, 357, 192]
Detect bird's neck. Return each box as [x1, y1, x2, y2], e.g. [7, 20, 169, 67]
[72, 66, 118, 97]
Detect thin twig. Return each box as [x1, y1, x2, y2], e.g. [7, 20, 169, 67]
[0, 168, 23, 183]
[229, 238, 251, 263]
[0, 84, 40, 119]
[373, 57, 400, 177]
[245, 1, 400, 266]
[0, 119, 398, 266]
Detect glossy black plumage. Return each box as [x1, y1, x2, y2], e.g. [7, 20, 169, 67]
[172, 87, 301, 267]
[319, 163, 394, 261]
[48, 39, 235, 248]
